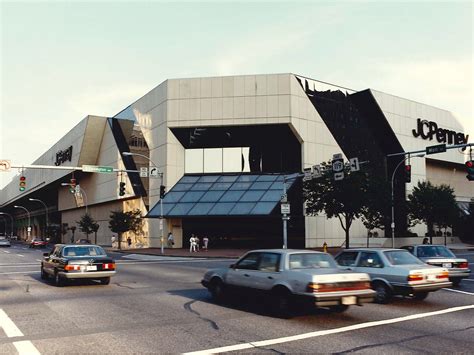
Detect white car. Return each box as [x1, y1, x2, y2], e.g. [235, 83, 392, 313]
[202, 249, 375, 317]
[0, 236, 11, 247]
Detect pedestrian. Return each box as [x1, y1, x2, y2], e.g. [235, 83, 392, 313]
[195, 236, 200, 251]
[127, 236, 132, 248]
[189, 234, 196, 253]
[422, 237, 430, 244]
[167, 232, 174, 247]
[203, 236, 209, 251]
[111, 235, 116, 247]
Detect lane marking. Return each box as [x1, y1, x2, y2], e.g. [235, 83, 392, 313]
[0, 263, 39, 267]
[183, 305, 474, 355]
[3, 251, 10, 254]
[16, 254, 25, 257]
[13, 341, 41, 355]
[0, 309, 23, 337]
[0, 271, 40, 275]
[443, 288, 474, 296]
[36, 259, 41, 262]
[461, 279, 474, 282]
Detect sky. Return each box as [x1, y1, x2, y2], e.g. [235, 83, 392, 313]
[0, 0, 472, 188]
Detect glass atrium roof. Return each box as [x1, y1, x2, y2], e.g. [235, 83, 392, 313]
[147, 173, 299, 218]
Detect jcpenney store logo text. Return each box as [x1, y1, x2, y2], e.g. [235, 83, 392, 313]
[55, 146, 73, 166]
[412, 119, 468, 145]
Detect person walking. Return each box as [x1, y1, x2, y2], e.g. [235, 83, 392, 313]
[203, 236, 209, 251]
[189, 234, 196, 253]
[195, 236, 200, 251]
[127, 236, 132, 248]
[167, 232, 174, 248]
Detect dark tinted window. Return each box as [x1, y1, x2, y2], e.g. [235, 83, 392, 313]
[236, 253, 260, 270]
[417, 245, 455, 258]
[63, 246, 106, 257]
[357, 252, 384, 268]
[335, 252, 359, 266]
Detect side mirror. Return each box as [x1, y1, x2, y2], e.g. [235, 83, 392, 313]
[43, 252, 49, 257]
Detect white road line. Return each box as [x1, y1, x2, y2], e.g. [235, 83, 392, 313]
[183, 305, 474, 355]
[0, 271, 40, 275]
[0, 263, 38, 267]
[36, 259, 41, 262]
[443, 288, 474, 296]
[16, 254, 25, 257]
[0, 309, 23, 337]
[461, 279, 474, 282]
[13, 341, 41, 355]
[3, 250, 10, 253]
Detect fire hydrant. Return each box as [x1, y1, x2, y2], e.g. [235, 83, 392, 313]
[323, 241, 328, 253]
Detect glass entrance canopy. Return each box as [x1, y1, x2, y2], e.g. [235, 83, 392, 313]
[147, 173, 299, 218]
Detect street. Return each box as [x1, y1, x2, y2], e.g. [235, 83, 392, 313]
[0, 245, 473, 354]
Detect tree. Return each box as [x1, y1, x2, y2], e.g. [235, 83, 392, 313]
[304, 161, 369, 248]
[91, 223, 100, 245]
[360, 176, 392, 232]
[77, 214, 97, 242]
[407, 181, 458, 244]
[108, 209, 143, 250]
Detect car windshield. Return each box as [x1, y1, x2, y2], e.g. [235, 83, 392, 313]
[384, 250, 424, 265]
[63, 246, 106, 257]
[289, 253, 337, 269]
[417, 245, 455, 258]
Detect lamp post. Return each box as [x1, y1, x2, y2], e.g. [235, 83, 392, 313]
[123, 151, 165, 254]
[13, 205, 31, 239]
[0, 212, 14, 238]
[29, 198, 49, 239]
[390, 154, 425, 248]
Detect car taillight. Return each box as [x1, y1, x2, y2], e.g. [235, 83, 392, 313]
[436, 271, 449, 279]
[457, 262, 468, 269]
[408, 274, 424, 281]
[306, 281, 370, 293]
[103, 263, 115, 270]
[65, 265, 80, 271]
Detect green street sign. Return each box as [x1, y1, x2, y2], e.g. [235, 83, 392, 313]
[82, 165, 114, 173]
[426, 144, 446, 155]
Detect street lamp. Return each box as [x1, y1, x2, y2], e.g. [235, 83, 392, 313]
[0, 212, 14, 238]
[123, 151, 165, 254]
[61, 183, 88, 215]
[29, 198, 49, 238]
[13, 205, 31, 239]
[390, 154, 425, 248]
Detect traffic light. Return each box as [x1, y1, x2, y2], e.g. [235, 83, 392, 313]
[19, 176, 26, 191]
[69, 178, 76, 193]
[404, 164, 411, 183]
[160, 185, 166, 198]
[466, 160, 474, 181]
[119, 182, 126, 196]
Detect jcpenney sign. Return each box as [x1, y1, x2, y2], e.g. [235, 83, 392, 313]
[412, 118, 468, 145]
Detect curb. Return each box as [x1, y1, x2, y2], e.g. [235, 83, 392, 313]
[106, 249, 241, 259]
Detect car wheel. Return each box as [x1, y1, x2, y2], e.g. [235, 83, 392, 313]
[209, 279, 226, 302]
[54, 271, 65, 287]
[271, 288, 293, 318]
[452, 279, 461, 287]
[373, 282, 392, 304]
[329, 304, 349, 313]
[413, 292, 429, 301]
[100, 277, 111, 285]
[40, 266, 48, 280]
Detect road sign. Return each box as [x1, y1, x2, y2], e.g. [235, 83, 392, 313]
[82, 165, 114, 173]
[349, 157, 360, 172]
[312, 164, 322, 178]
[426, 144, 446, 155]
[140, 167, 148, 177]
[27, 226, 32, 232]
[332, 155, 344, 172]
[281, 203, 290, 214]
[149, 167, 160, 178]
[334, 172, 344, 181]
[0, 160, 11, 171]
[280, 194, 287, 203]
[303, 167, 312, 181]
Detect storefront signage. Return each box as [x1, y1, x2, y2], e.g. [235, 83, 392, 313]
[55, 146, 73, 166]
[412, 118, 468, 145]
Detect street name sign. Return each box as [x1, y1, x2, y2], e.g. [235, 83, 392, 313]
[426, 144, 446, 155]
[140, 167, 148, 177]
[82, 165, 114, 173]
[281, 203, 290, 214]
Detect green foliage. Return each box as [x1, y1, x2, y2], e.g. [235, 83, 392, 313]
[407, 181, 459, 238]
[77, 214, 96, 241]
[304, 161, 369, 248]
[360, 176, 392, 231]
[108, 209, 143, 249]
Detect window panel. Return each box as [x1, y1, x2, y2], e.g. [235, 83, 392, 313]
[185, 149, 203, 173]
[188, 203, 215, 215]
[180, 176, 200, 183]
[251, 181, 273, 190]
[209, 202, 235, 215]
[198, 175, 220, 183]
[256, 175, 278, 182]
[223, 147, 242, 172]
[204, 148, 223, 173]
[270, 181, 284, 190]
[192, 183, 213, 191]
[162, 191, 185, 203]
[180, 191, 205, 202]
[240, 190, 265, 202]
[172, 183, 195, 192]
[236, 175, 258, 182]
[211, 182, 233, 190]
[217, 175, 238, 183]
[200, 190, 225, 202]
[220, 190, 245, 202]
[229, 182, 253, 190]
[242, 147, 250, 172]
[250, 202, 276, 215]
[260, 190, 282, 202]
[229, 202, 256, 215]
[168, 203, 195, 216]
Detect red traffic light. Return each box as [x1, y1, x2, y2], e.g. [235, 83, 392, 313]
[20, 176, 26, 181]
[466, 161, 474, 168]
[405, 165, 411, 171]
[19, 176, 26, 191]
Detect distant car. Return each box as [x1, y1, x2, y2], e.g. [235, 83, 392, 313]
[401, 245, 471, 286]
[41, 244, 116, 286]
[76, 239, 91, 244]
[0, 237, 11, 247]
[202, 249, 375, 317]
[335, 248, 452, 303]
[29, 238, 48, 248]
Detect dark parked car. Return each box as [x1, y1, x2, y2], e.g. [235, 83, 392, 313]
[29, 238, 48, 248]
[335, 248, 452, 303]
[202, 249, 375, 317]
[41, 244, 116, 286]
[401, 245, 471, 286]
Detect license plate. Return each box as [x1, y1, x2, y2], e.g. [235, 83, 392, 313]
[341, 296, 357, 305]
[86, 265, 97, 271]
[427, 275, 437, 281]
[442, 263, 452, 268]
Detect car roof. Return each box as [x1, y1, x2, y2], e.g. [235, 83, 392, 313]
[55, 244, 101, 247]
[341, 248, 405, 252]
[246, 249, 326, 254]
[402, 244, 447, 248]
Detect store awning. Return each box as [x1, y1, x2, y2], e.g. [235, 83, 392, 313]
[146, 173, 299, 218]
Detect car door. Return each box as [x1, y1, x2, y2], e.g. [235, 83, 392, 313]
[354, 251, 386, 280]
[250, 252, 282, 291]
[225, 252, 261, 290]
[43, 246, 60, 274]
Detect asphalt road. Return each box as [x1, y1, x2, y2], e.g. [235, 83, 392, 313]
[0, 244, 473, 354]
